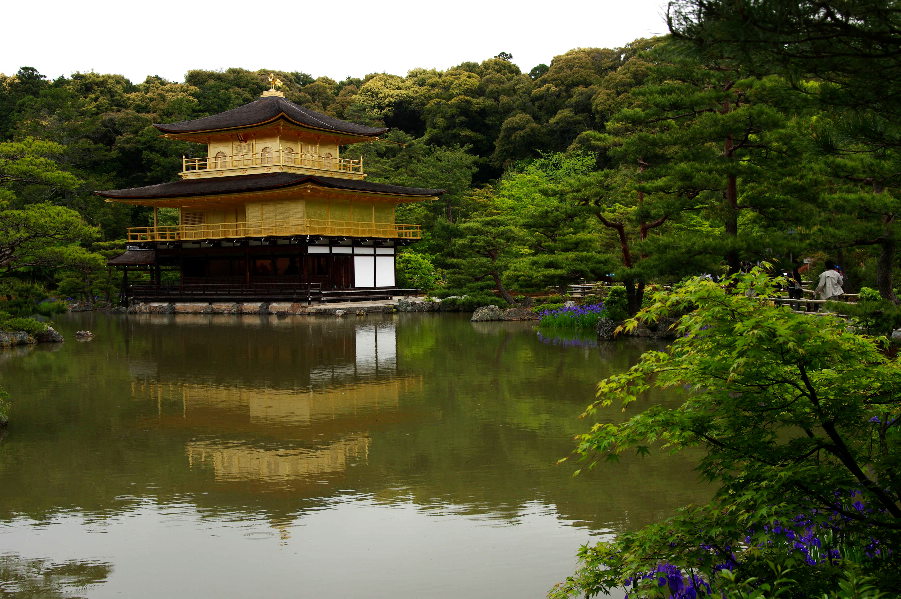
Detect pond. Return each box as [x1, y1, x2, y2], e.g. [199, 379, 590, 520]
[0, 313, 708, 598]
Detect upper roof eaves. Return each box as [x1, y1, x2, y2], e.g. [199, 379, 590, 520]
[96, 172, 446, 200]
[153, 96, 388, 137]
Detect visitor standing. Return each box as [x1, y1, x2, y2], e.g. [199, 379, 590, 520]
[787, 262, 804, 299]
[816, 261, 844, 300]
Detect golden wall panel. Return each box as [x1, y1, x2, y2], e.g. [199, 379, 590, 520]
[373, 204, 394, 224]
[351, 202, 373, 223]
[330, 199, 351, 222]
[306, 199, 329, 220]
[245, 203, 262, 226]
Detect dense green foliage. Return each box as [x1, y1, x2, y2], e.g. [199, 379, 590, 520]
[552, 271, 900, 598]
[1, 27, 898, 308]
[665, 0, 901, 302]
[395, 251, 441, 291]
[0, 315, 48, 336]
[543, 5, 901, 597]
[601, 287, 629, 323]
[829, 287, 901, 337]
[0, 138, 107, 322]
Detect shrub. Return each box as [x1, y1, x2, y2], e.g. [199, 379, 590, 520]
[0, 279, 47, 317]
[532, 302, 565, 315]
[828, 286, 901, 337]
[602, 286, 629, 322]
[578, 294, 604, 305]
[552, 271, 901, 599]
[0, 317, 49, 335]
[439, 294, 508, 312]
[396, 251, 441, 291]
[36, 300, 67, 317]
[859, 286, 881, 302]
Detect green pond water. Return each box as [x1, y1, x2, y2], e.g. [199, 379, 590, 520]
[0, 312, 708, 598]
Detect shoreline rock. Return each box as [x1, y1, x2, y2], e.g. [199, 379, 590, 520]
[596, 318, 619, 341]
[396, 298, 440, 312]
[0, 331, 34, 348]
[498, 306, 538, 321]
[470, 305, 540, 322]
[0, 326, 64, 348]
[471, 305, 505, 322]
[35, 327, 64, 343]
[596, 317, 679, 340]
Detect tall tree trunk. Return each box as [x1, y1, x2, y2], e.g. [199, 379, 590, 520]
[595, 214, 632, 268]
[876, 237, 898, 304]
[624, 279, 645, 316]
[720, 89, 741, 275]
[724, 134, 740, 274]
[491, 270, 515, 305]
[873, 185, 898, 304]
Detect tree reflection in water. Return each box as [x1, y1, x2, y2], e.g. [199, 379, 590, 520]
[0, 554, 111, 598]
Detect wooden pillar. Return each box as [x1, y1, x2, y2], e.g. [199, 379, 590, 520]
[330, 251, 336, 290]
[120, 266, 129, 307]
[244, 243, 251, 285]
[178, 246, 185, 284]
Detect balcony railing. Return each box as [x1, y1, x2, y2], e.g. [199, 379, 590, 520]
[127, 219, 421, 242]
[182, 149, 363, 176]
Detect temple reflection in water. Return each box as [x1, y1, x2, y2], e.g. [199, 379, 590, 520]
[127, 318, 419, 487]
[185, 436, 370, 483]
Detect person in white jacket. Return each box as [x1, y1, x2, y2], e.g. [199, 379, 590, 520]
[816, 261, 844, 300]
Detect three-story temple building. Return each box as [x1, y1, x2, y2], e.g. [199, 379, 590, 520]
[100, 85, 443, 303]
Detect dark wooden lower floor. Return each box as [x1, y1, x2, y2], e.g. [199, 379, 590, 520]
[170, 249, 355, 290]
[112, 237, 407, 304]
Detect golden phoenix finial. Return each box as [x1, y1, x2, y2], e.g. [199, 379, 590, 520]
[268, 73, 283, 90]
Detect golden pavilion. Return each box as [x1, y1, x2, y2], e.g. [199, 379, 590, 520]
[100, 82, 443, 303]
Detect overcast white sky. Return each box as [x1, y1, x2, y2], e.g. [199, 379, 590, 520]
[3, 0, 671, 83]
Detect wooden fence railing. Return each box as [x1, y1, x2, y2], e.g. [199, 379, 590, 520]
[127, 220, 421, 242]
[183, 150, 363, 176]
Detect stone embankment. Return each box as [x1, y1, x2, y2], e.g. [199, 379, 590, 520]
[0, 327, 64, 348]
[126, 297, 466, 316]
[128, 301, 398, 316]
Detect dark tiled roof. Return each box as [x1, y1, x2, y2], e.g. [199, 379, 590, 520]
[108, 249, 156, 265]
[96, 173, 445, 200]
[154, 96, 388, 137]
